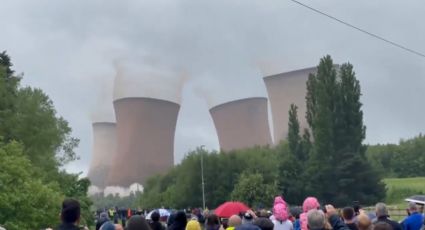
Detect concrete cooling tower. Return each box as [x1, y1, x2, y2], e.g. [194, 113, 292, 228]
[263, 67, 316, 143]
[87, 122, 117, 188]
[107, 97, 180, 187]
[209, 97, 272, 152]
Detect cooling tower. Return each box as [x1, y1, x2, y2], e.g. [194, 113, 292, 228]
[87, 122, 117, 188]
[263, 67, 316, 143]
[107, 97, 180, 187]
[209, 97, 272, 152]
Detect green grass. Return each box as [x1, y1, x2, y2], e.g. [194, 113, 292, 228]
[384, 177, 425, 207]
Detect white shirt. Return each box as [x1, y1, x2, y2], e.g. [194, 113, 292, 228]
[270, 216, 293, 230]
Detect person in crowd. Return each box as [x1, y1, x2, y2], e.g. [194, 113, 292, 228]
[356, 214, 372, 230]
[126, 215, 151, 230]
[187, 220, 202, 230]
[254, 218, 275, 230]
[292, 211, 301, 230]
[300, 197, 321, 230]
[372, 222, 392, 230]
[341, 207, 358, 230]
[236, 213, 261, 230]
[206, 214, 222, 230]
[149, 211, 165, 230]
[373, 203, 402, 230]
[97, 212, 110, 230]
[403, 202, 424, 230]
[227, 215, 242, 230]
[270, 196, 293, 230]
[169, 211, 188, 230]
[100, 222, 116, 230]
[168, 213, 177, 228]
[325, 205, 351, 230]
[115, 224, 124, 230]
[58, 198, 82, 230]
[306, 210, 329, 230]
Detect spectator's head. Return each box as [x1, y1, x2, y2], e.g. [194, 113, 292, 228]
[375, 203, 388, 218]
[100, 222, 115, 230]
[175, 211, 188, 227]
[356, 214, 372, 230]
[303, 197, 320, 213]
[373, 222, 392, 230]
[151, 211, 160, 222]
[342, 207, 355, 222]
[307, 209, 326, 230]
[242, 212, 254, 225]
[205, 214, 220, 230]
[126, 215, 151, 230]
[228, 215, 242, 228]
[61, 199, 81, 224]
[253, 217, 274, 230]
[408, 202, 418, 213]
[186, 220, 201, 230]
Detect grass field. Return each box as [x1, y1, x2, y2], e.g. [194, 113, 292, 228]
[384, 177, 425, 206]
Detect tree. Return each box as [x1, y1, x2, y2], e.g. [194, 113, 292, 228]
[277, 104, 307, 204]
[0, 51, 21, 141]
[0, 141, 62, 230]
[231, 172, 277, 208]
[0, 51, 89, 228]
[304, 55, 338, 202]
[304, 56, 385, 205]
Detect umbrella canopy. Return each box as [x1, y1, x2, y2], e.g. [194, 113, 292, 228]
[214, 201, 250, 218]
[405, 195, 425, 205]
[146, 209, 171, 220]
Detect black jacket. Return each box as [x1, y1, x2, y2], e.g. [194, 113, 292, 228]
[375, 216, 403, 230]
[57, 223, 81, 230]
[329, 215, 351, 230]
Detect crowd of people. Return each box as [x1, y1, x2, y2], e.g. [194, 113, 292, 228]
[30, 196, 425, 230]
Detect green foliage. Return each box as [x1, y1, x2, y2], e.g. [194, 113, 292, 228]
[367, 135, 425, 178]
[304, 56, 385, 206]
[0, 141, 62, 230]
[384, 177, 425, 205]
[278, 104, 308, 205]
[139, 146, 279, 209]
[0, 51, 89, 228]
[231, 172, 278, 207]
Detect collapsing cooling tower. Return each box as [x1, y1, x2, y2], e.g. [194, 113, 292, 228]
[209, 97, 272, 152]
[263, 67, 316, 143]
[87, 122, 117, 188]
[107, 97, 180, 187]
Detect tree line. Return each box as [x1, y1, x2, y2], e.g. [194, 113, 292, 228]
[367, 134, 425, 178]
[0, 51, 92, 230]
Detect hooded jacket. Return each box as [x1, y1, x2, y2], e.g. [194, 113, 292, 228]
[300, 197, 320, 230]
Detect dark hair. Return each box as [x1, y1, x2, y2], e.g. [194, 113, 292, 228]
[254, 217, 274, 230]
[206, 214, 220, 226]
[61, 199, 81, 224]
[342, 207, 355, 221]
[127, 215, 151, 230]
[151, 211, 160, 222]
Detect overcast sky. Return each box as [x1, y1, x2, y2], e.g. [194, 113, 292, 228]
[1, 0, 424, 175]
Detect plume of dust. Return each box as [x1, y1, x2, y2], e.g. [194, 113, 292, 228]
[256, 59, 290, 77]
[88, 185, 103, 195]
[193, 85, 214, 109]
[91, 72, 116, 123]
[113, 58, 189, 104]
[102, 183, 144, 197]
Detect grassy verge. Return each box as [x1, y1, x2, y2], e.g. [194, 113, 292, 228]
[384, 177, 425, 207]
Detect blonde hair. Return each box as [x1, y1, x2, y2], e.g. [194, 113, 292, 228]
[357, 214, 372, 230]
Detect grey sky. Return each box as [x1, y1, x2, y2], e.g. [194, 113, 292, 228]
[1, 0, 424, 175]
